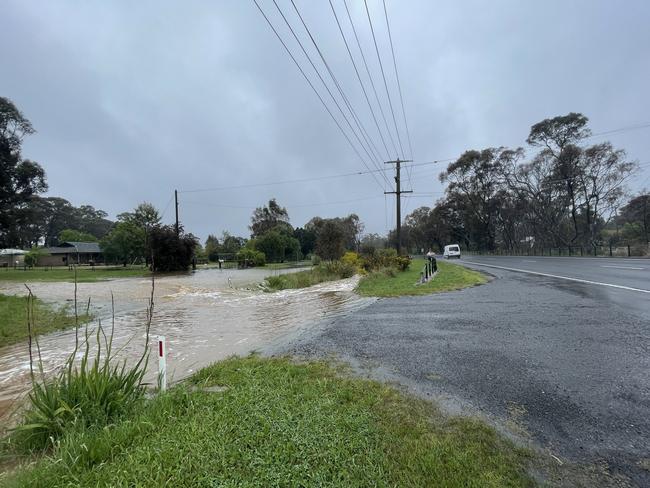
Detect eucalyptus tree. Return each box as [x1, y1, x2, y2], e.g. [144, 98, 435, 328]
[0, 97, 47, 247]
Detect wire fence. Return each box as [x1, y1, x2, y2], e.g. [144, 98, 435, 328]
[464, 243, 649, 258]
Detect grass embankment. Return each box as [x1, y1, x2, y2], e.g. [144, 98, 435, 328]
[0, 294, 90, 348]
[264, 262, 354, 291]
[357, 258, 487, 297]
[264, 260, 312, 270]
[0, 266, 150, 283]
[4, 356, 533, 487]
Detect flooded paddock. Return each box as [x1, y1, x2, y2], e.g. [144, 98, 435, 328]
[0, 267, 373, 424]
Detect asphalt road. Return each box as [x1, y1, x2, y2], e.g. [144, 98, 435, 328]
[462, 255, 650, 319]
[278, 256, 650, 486]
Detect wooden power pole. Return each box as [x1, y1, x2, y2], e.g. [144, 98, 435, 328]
[384, 159, 412, 254]
[174, 189, 179, 237]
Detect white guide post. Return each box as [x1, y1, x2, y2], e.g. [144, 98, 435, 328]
[158, 335, 167, 392]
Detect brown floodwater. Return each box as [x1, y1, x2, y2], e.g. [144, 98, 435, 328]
[0, 267, 373, 426]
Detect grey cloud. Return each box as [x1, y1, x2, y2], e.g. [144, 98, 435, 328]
[2, 0, 649, 240]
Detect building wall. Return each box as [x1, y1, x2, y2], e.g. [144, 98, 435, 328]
[0, 254, 25, 267]
[37, 253, 103, 266]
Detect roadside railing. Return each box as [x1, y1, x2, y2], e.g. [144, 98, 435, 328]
[419, 257, 438, 284]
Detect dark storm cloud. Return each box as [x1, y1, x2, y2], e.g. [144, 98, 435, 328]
[2, 0, 649, 240]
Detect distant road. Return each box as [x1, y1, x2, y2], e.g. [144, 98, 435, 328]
[460, 255, 650, 318]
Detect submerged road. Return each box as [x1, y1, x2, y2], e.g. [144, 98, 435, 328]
[280, 256, 650, 487]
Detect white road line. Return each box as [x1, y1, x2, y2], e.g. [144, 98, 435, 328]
[523, 260, 537, 263]
[465, 261, 650, 294]
[601, 265, 645, 270]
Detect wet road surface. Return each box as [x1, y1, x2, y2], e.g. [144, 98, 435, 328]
[279, 257, 650, 486]
[463, 255, 650, 319]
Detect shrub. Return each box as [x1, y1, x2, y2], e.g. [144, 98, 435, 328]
[148, 225, 198, 272]
[360, 249, 411, 273]
[236, 248, 266, 267]
[321, 260, 356, 279]
[24, 247, 46, 268]
[378, 248, 398, 259]
[311, 254, 322, 266]
[395, 256, 412, 272]
[340, 251, 362, 270]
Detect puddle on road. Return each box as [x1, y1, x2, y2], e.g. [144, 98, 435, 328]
[0, 267, 373, 424]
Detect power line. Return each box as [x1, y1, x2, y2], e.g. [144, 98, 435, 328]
[179, 158, 453, 194]
[364, 0, 404, 158]
[182, 194, 383, 211]
[382, 0, 414, 191]
[159, 194, 174, 219]
[587, 122, 650, 139]
[329, 0, 390, 160]
[269, 0, 388, 188]
[343, 0, 398, 157]
[287, 0, 390, 185]
[252, 0, 386, 191]
[382, 0, 413, 160]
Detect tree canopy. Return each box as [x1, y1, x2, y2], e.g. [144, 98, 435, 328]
[250, 198, 291, 237]
[400, 113, 639, 253]
[0, 97, 48, 248]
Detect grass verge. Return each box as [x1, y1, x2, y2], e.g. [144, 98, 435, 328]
[4, 356, 533, 487]
[356, 258, 487, 297]
[263, 260, 312, 270]
[0, 266, 150, 283]
[264, 262, 354, 291]
[0, 294, 90, 348]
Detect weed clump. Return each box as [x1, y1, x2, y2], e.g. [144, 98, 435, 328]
[264, 261, 356, 291]
[9, 278, 153, 453]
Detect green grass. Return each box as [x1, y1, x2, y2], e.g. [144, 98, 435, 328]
[263, 260, 312, 270]
[357, 258, 487, 297]
[4, 356, 533, 487]
[264, 261, 355, 291]
[0, 294, 90, 348]
[0, 266, 150, 283]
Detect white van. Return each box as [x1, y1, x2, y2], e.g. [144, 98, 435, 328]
[443, 244, 461, 259]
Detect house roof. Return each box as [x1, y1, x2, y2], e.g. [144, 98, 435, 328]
[48, 242, 101, 254]
[0, 248, 27, 256]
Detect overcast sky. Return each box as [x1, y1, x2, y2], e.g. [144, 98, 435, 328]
[2, 0, 649, 241]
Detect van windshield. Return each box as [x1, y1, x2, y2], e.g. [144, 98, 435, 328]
[450, 246, 459, 252]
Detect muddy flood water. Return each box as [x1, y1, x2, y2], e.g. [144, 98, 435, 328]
[0, 267, 373, 425]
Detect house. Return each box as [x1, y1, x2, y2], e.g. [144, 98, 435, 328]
[0, 249, 26, 267]
[39, 241, 103, 266]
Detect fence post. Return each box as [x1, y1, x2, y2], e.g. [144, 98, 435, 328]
[569, 247, 572, 256]
[609, 244, 613, 257]
[628, 245, 631, 257]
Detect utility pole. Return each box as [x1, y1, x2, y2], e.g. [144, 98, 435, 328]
[384, 159, 412, 254]
[174, 189, 179, 237]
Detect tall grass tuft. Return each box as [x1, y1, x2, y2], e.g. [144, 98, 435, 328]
[264, 261, 356, 291]
[10, 268, 155, 453]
